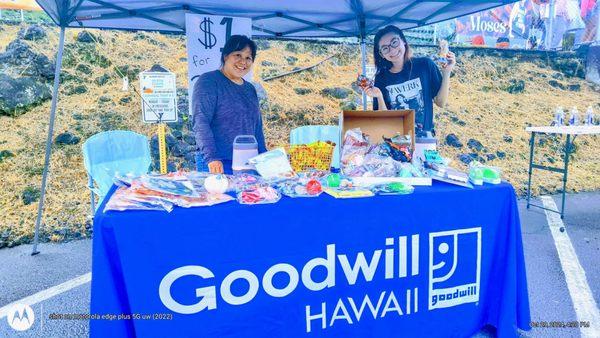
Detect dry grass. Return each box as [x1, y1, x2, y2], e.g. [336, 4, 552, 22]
[0, 24, 599, 246]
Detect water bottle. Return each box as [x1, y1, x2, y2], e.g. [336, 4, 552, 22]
[553, 107, 565, 126]
[584, 106, 594, 125]
[568, 106, 579, 126]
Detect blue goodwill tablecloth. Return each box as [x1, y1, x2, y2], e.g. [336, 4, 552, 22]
[90, 182, 530, 338]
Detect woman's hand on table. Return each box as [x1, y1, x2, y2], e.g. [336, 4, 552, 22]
[208, 160, 224, 174]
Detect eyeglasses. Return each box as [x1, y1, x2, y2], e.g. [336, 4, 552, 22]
[379, 37, 403, 56]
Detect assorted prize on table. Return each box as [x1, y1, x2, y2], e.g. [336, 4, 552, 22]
[104, 126, 503, 212]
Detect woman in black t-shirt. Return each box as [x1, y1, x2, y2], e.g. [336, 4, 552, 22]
[365, 25, 456, 135]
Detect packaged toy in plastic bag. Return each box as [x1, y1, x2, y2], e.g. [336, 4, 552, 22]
[104, 186, 174, 212]
[469, 161, 502, 184]
[139, 175, 197, 196]
[341, 128, 371, 168]
[371, 182, 415, 195]
[237, 186, 281, 205]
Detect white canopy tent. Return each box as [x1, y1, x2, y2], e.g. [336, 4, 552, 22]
[31, 0, 516, 254]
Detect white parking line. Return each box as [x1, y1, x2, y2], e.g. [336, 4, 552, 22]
[0, 273, 91, 319]
[541, 196, 600, 338]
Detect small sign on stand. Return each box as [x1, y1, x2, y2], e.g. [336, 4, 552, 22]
[140, 67, 178, 174]
[140, 69, 178, 123]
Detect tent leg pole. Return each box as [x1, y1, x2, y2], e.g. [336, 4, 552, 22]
[32, 26, 66, 256]
[546, 0, 556, 49]
[360, 38, 367, 110]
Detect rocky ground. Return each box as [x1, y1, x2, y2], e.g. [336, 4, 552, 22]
[0, 23, 599, 248]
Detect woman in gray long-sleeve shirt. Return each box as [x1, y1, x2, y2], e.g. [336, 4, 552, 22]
[192, 35, 267, 174]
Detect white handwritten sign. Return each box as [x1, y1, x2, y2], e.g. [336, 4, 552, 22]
[185, 14, 252, 115]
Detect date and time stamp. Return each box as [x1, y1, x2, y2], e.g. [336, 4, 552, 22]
[47, 313, 593, 330]
[530, 320, 591, 328]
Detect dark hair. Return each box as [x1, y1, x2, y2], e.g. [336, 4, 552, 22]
[373, 25, 412, 74]
[221, 35, 257, 66]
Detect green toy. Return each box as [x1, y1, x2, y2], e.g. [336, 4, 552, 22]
[326, 173, 341, 187]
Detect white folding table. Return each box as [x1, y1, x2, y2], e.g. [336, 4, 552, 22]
[525, 125, 600, 219]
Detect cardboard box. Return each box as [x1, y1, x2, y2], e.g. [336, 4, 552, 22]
[339, 110, 415, 149]
[338, 109, 431, 186]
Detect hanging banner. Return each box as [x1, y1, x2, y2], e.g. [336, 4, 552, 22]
[140, 70, 178, 123]
[185, 14, 252, 115]
[453, 0, 599, 49]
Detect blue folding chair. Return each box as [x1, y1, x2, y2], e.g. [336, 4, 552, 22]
[289, 125, 340, 169]
[82, 130, 151, 213]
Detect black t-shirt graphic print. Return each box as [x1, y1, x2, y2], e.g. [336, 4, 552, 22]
[373, 57, 442, 133]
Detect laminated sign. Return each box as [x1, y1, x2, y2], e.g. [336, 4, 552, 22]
[140, 71, 178, 123]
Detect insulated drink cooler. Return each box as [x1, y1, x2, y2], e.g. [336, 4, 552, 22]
[232, 135, 258, 172]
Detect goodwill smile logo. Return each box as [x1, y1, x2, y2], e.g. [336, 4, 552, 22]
[429, 228, 481, 310]
[159, 227, 482, 332]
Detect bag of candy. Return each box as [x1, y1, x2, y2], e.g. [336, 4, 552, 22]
[341, 128, 371, 170]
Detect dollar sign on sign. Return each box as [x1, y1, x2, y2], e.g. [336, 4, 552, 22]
[198, 17, 217, 49]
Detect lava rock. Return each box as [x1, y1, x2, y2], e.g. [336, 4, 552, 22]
[0, 150, 15, 163]
[18, 25, 47, 41]
[171, 130, 183, 139]
[176, 88, 189, 115]
[77, 31, 98, 43]
[98, 95, 112, 103]
[445, 134, 463, 148]
[0, 39, 55, 80]
[166, 134, 177, 149]
[294, 88, 312, 95]
[285, 56, 298, 65]
[255, 39, 271, 50]
[496, 151, 506, 159]
[551, 58, 585, 78]
[55, 132, 81, 145]
[119, 97, 132, 104]
[0, 74, 51, 116]
[450, 116, 466, 126]
[467, 139, 484, 152]
[183, 134, 196, 145]
[171, 141, 187, 157]
[321, 87, 352, 99]
[340, 100, 358, 111]
[503, 135, 513, 143]
[66, 84, 88, 95]
[285, 43, 299, 53]
[548, 80, 566, 90]
[95, 74, 111, 86]
[76, 63, 92, 74]
[22, 186, 41, 205]
[505, 79, 525, 94]
[261, 60, 274, 67]
[485, 153, 497, 161]
[459, 154, 473, 164]
[568, 83, 581, 91]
